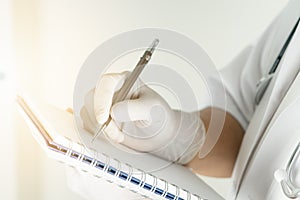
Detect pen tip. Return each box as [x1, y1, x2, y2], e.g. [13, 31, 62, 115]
[91, 124, 107, 143]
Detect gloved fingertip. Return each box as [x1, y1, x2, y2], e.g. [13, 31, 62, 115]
[95, 109, 109, 124]
[104, 122, 124, 143]
[110, 103, 121, 120]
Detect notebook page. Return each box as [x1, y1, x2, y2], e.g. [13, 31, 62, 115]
[27, 98, 223, 200]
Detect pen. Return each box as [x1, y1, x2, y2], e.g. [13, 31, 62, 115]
[91, 39, 159, 142]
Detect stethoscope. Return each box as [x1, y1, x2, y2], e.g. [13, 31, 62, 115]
[254, 18, 300, 199]
[275, 142, 300, 199]
[255, 17, 300, 105]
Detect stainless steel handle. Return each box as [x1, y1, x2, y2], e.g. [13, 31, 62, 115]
[276, 142, 300, 199]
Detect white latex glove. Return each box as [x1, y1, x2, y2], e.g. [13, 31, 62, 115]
[80, 71, 206, 164]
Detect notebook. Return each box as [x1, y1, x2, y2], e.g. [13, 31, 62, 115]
[16, 95, 223, 200]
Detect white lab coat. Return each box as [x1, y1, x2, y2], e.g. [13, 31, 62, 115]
[67, 0, 300, 199]
[209, 0, 300, 199]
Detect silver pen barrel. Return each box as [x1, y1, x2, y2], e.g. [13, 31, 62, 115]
[91, 39, 159, 142]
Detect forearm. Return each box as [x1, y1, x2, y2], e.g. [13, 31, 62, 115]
[185, 107, 244, 178]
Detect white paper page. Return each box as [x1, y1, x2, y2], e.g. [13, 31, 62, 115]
[25, 98, 223, 200]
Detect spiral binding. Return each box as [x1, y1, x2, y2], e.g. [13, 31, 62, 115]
[58, 136, 206, 200]
[174, 184, 179, 200]
[162, 179, 168, 198]
[186, 190, 191, 200]
[17, 95, 210, 199]
[151, 176, 157, 193]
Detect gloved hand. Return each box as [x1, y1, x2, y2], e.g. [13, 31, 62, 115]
[80, 71, 206, 164]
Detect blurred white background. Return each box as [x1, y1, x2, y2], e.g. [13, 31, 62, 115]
[0, 0, 289, 199]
